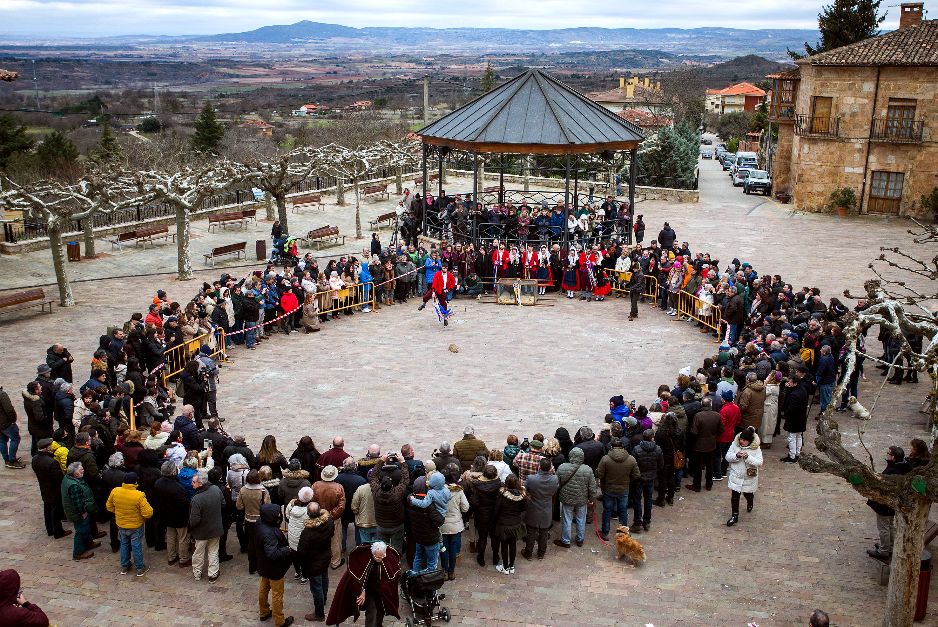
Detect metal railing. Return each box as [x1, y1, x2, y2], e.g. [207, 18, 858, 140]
[794, 115, 840, 138]
[673, 291, 723, 337]
[609, 273, 659, 305]
[871, 119, 925, 143]
[161, 330, 227, 388]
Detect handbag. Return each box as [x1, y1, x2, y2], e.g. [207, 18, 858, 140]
[669, 435, 684, 469]
[746, 466, 758, 478]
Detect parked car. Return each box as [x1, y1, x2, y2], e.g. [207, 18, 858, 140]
[715, 146, 727, 158]
[721, 153, 736, 171]
[743, 170, 772, 195]
[700, 147, 714, 159]
[700, 137, 713, 145]
[732, 168, 752, 187]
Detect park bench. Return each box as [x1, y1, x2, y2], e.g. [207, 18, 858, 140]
[0, 288, 54, 317]
[241, 208, 257, 224]
[306, 226, 345, 249]
[109, 230, 140, 250]
[414, 174, 439, 187]
[207, 211, 247, 232]
[869, 519, 938, 585]
[369, 211, 397, 230]
[134, 225, 176, 248]
[362, 185, 390, 201]
[290, 193, 325, 214]
[483, 185, 504, 193]
[203, 241, 247, 266]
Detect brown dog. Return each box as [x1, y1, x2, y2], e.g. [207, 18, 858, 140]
[615, 524, 646, 565]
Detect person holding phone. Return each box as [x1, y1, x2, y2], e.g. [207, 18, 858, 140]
[0, 569, 49, 626]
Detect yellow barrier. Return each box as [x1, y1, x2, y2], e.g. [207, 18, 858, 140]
[674, 290, 722, 337]
[161, 329, 227, 388]
[610, 272, 659, 305]
[318, 281, 375, 317]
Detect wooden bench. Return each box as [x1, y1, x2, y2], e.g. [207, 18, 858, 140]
[483, 185, 504, 193]
[109, 230, 139, 250]
[306, 226, 345, 249]
[362, 185, 389, 201]
[414, 174, 439, 187]
[290, 193, 325, 214]
[870, 519, 938, 585]
[369, 211, 397, 230]
[208, 211, 247, 232]
[203, 241, 247, 266]
[241, 208, 257, 224]
[0, 288, 54, 317]
[134, 225, 176, 248]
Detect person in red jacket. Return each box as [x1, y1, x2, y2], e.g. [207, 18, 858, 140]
[278, 285, 299, 334]
[0, 569, 49, 627]
[491, 241, 509, 287]
[417, 261, 457, 326]
[714, 389, 741, 481]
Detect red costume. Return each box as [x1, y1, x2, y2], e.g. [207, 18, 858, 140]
[422, 269, 457, 306]
[522, 250, 539, 279]
[326, 545, 402, 626]
[491, 248, 509, 276]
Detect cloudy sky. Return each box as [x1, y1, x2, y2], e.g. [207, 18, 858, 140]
[2, 0, 892, 38]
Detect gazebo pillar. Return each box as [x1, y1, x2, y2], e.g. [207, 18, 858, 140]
[472, 153, 480, 243]
[563, 155, 571, 251]
[628, 147, 637, 245]
[437, 149, 444, 201]
[421, 143, 429, 235]
[498, 156, 505, 205]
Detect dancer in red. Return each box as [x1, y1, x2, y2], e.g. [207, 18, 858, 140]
[417, 260, 457, 326]
[523, 245, 539, 280]
[491, 241, 509, 290]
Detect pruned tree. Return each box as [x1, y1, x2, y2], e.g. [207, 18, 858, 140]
[238, 145, 316, 235]
[134, 160, 244, 280]
[799, 219, 938, 627]
[310, 142, 392, 240]
[382, 138, 422, 195]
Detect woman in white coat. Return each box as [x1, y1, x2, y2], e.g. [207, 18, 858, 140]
[725, 426, 763, 527]
[760, 371, 781, 447]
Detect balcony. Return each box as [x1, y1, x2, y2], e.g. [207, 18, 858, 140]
[794, 115, 840, 138]
[769, 104, 796, 123]
[871, 118, 924, 143]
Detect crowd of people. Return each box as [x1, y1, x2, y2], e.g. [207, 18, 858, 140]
[0, 216, 923, 627]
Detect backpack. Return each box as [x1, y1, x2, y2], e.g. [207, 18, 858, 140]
[800, 347, 815, 367]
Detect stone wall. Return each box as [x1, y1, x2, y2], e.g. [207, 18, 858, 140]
[788, 64, 938, 218]
[772, 123, 795, 194]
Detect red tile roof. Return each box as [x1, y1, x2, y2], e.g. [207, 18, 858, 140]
[616, 108, 672, 128]
[803, 20, 938, 66]
[713, 82, 766, 97]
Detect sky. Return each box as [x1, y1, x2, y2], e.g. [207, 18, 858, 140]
[0, 0, 855, 38]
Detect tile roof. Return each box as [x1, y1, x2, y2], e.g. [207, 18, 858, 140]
[803, 20, 938, 66]
[616, 108, 672, 128]
[713, 82, 766, 97]
[588, 84, 664, 103]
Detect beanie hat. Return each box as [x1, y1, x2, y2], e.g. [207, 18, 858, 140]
[609, 395, 625, 407]
[124, 472, 138, 484]
[721, 389, 735, 401]
[37, 364, 51, 375]
[200, 345, 212, 355]
[530, 440, 544, 450]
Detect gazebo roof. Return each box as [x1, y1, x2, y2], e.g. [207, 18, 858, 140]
[418, 69, 644, 155]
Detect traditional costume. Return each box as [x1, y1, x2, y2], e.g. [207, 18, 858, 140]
[418, 262, 457, 326]
[536, 245, 551, 295]
[325, 545, 402, 626]
[506, 246, 522, 279]
[561, 249, 580, 298]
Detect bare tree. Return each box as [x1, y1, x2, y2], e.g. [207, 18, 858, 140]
[238, 146, 316, 235]
[799, 219, 938, 627]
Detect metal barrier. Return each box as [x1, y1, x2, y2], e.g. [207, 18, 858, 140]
[161, 330, 227, 387]
[610, 273, 659, 305]
[673, 291, 722, 337]
[319, 281, 375, 316]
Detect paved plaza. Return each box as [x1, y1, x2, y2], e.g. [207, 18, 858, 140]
[0, 161, 936, 626]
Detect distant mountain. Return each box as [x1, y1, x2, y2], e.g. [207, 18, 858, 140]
[704, 55, 796, 87]
[193, 21, 818, 60]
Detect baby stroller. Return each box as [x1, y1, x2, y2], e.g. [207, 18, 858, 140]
[401, 569, 450, 626]
[269, 235, 300, 267]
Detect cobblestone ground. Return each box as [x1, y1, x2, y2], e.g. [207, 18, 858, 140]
[0, 161, 936, 626]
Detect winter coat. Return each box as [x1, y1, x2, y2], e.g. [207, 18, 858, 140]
[222, 443, 257, 470]
[409, 472, 451, 519]
[453, 435, 488, 471]
[556, 448, 599, 506]
[66, 447, 99, 480]
[737, 381, 766, 430]
[154, 475, 190, 528]
[119, 442, 144, 470]
[782, 379, 813, 433]
[657, 225, 676, 249]
[718, 403, 742, 444]
[236, 483, 271, 523]
[723, 294, 745, 325]
[725, 432, 764, 493]
[574, 439, 606, 471]
[255, 504, 293, 580]
[431, 452, 461, 475]
[440, 484, 470, 535]
[631, 440, 664, 482]
[312, 480, 346, 520]
[31, 450, 64, 505]
[285, 499, 310, 550]
[596, 447, 640, 493]
[0, 568, 49, 627]
[278, 469, 311, 506]
[296, 511, 335, 577]
[524, 471, 559, 528]
[178, 466, 198, 500]
[466, 474, 501, 530]
[763, 383, 780, 431]
[23, 390, 51, 440]
[189, 483, 225, 540]
[335, 469, 367, 524]
[369, 459, 409, 529]
[174, 414, 202, 452]
[46, 346, 73, 382]
[690, 410, 722, 452]
[50, 441, 68, 472]
[406, 496, 444, 545]
[350, 483, 376, 528]
[227, 461, 250, 503]
[867, 460, 912, 516]
[106, 483, 154, 529]
[493, 487, 527, 530]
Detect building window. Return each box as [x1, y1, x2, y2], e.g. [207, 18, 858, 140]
[780, 80, 794, 104]
[886, 98, 917, 138]
[811, 96, 833, 134]
[868, 171, 904, 214]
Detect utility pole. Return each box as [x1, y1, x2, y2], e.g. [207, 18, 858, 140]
[32, 60, 39, 112]
[423, 75, 429, 125]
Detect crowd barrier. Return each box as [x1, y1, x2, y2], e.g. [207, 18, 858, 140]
[161, 330, 226, 388]
[609, 273, 659, 306]
[673, 290, 723, 337]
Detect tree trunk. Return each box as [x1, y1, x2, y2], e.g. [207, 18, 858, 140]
[48, 224, 74, 307]
[609, 165, 616, 197]
[523, 156, 531, 192]
[82, 218, 96, 259]
[264, 194, 276, 221]
[395, 167, 403, 195]
[274, 193, 289, 234]
[354, 180, 362, 240]
[175, 206, 193, 281]
[336, 177, 346, 206]
[884, 498, 931, 627]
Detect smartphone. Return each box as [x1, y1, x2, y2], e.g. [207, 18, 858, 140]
[204, 439, 211, 450]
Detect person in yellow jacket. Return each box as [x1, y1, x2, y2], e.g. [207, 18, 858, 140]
[50, 431, 69, 472]
[106, 472, 154, 576]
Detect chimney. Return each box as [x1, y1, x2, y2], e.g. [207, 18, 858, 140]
[626, 84, 635, 98]
[643, 77, 650, 88]
[619, 76, 625, 89]
[899, 2, 924, 29]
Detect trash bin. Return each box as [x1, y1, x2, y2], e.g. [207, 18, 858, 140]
[255, 239, 266, 261]
[915, 549, 932, 621]
[66, 241, 80, 262]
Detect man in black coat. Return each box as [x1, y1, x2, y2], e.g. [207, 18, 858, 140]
[781, 367, 814, 463]
[34, 364, 57, 427]
[46, 344, 74, 383]
[256, 503, 294, 627]
[574, 426, 605, 471]
[154, 461, 191, 566]
[657, 222, 676, 250]
[296, 502, 335, 622]
[31, 438, 70, 538]
[866, 446, 912, 558]
[173, 406, 202, 452]
[686, 398, 722, 492]
[334, 458, 366, 554]
[723, 285, 745, 346]
[222, 435, 257, 471]
[201, 418, 232, 468]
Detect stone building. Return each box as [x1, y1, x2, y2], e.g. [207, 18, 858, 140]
[768, 2, 938, 217]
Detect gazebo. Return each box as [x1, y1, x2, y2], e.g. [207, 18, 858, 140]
[416, 69, 645, 246]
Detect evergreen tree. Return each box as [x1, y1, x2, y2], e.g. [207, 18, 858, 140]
[93, 121, 122, 164]
[791, 0, 886, 59]
[480, 64, 496, 93]
[36, 131, 79, 171]
[0, 114, 35, 169]
[191, 102, 225, 153]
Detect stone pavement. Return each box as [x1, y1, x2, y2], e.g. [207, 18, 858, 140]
[0, 161, 936, 626]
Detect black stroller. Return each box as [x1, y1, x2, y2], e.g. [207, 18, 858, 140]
[269, 235, 300, 267]
[401, 569, 451, 626]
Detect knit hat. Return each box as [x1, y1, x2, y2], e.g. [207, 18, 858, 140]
[288, 458, 301, 472]
[721, 389, 735, 401]
[37, 438, 53, 450]
[321, 465, 338, 481]
[37, 364, 51, 375]
[124, 472, 138, 484]
[609, 395, 624, 407]
[678, 366, 691, 377]
[298, 487, 314, 503]
[530, 440, 544, 450]
[424, 460, 436, 475]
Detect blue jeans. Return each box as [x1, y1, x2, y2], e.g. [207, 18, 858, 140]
[560, 503, 587, 545]
[819, 383, 833, 412]
[0, 423, 21, 462]
[411, 541, 440, 573]
[73, 516, 93, 558]
[356, 526, 378, 544]
[728, 323, 739, 345]
[244, 326, 256, 348]
[308, 571, 329, 617]
[362, 284, 372, 309]
[441, 532, 462, 572]
[601, 491, 629, 536]
[631, 480, 655, 526]
[119, 525, 146, 570]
